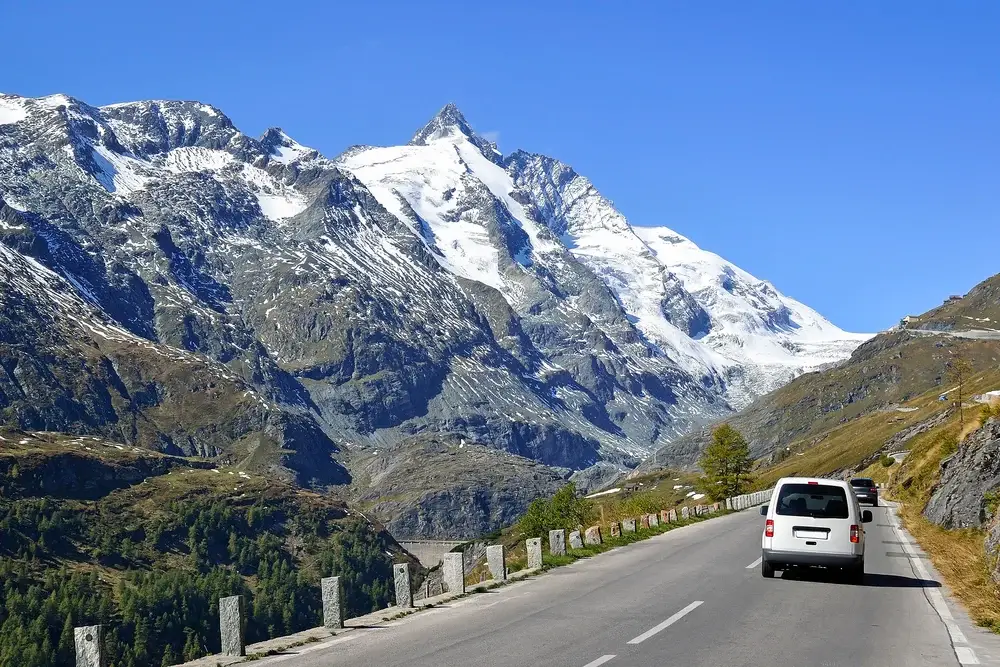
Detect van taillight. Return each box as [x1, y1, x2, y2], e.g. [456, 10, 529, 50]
[850, 525, 860, 543]
[765, 519, 774, 537]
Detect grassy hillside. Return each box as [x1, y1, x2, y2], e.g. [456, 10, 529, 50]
[0, 429, 416, 667]
[651, 273, 1000, 469]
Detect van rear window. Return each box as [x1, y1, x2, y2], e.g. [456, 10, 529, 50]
[775, 484, 850, 519]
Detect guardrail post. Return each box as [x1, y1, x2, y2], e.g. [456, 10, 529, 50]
[486, 545, 507, 581]
[549, 529, 566, 556]
[393, 563, 413, 608]
[74, 625, 105, 667]
[443, 552, 466, 594]
[220, 595, 246, 657]
[321, 576, 345, 629]
[526, 537, 543, 569]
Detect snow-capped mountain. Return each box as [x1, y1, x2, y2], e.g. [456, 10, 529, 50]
[341, 104, 870, 409]
[0, 93, 867, 524]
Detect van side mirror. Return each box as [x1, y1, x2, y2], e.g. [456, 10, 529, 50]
[759, 505, 768, 516]
[862, 510, 873, 524]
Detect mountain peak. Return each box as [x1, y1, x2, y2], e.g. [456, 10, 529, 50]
[409, 103, 501, 161]
[409, 103, 472, 145]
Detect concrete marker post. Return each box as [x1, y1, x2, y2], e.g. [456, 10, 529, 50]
[622, 518, 637, 533]
[486, 545, 507, 581]
[321, 576, 345, 629]
[442, 552, 466, 594]
[584, 525, 602, 545]
[568, 530, 584, 549]
[526, 537, 543, 569]
[393, 563, 413, 608]
[549, 529, 566, 556]
[74, 625, 105, 667]
[219, 595, 246, 657]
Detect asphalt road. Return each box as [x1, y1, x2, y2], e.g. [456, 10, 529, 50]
[250, 505, 1000, 667]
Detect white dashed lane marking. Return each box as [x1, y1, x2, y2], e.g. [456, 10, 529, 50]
[580, 655, 616, 667]
[627, 601, 704, 645]
[745, 556, 763, 569]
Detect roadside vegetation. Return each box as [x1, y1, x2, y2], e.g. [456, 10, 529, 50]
[697, 424, 754, 500]
[0, 432, 409, 667]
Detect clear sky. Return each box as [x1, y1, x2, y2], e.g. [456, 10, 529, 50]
[2, 1, 997, 332]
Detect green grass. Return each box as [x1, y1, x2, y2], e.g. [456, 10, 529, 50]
[755, 367, 1000, 488]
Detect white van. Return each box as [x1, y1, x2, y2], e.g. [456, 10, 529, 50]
[759, 477, 873, 583]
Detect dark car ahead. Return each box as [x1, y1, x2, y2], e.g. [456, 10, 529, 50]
[849, 478, 878, 506]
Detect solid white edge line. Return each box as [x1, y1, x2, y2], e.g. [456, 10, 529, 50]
[627, 601, 704, 644]
[581, 655, 616, 667]
[745, 556, 763, 569]
[887, 506, 979, 664]
[955, 646, 980, 665]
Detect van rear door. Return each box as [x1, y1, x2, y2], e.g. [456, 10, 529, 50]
[770, 482, 853, 555]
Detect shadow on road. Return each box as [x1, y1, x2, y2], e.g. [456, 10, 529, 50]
[778, 569, 940, 588]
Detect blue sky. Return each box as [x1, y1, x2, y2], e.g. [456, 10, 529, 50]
[2, 1, 997, 332]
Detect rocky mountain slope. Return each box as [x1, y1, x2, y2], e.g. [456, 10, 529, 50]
[0, 92, 864, 534]
[650, 272, 1000, 468]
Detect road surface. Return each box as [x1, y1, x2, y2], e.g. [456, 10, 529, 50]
[248, 505, 1000, 667]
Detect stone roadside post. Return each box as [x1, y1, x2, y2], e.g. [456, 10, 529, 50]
[549, 529, 566, 556]
[220, 595, 246, 657]
[393, 563, 413, 608]
[640, 515, 650, 530]
[668, 509, 677, 522]
[681, 506, 690, 520]
[443, 552, 466, 594]
[584, 525, 602, 545]
[526, 537, 543, 569]
[486, 545, 507, 581]
[321, 576, 345, 629]
[622, 518, 636, 533]
[659, 510, 670, 524]
[610, 521, 622, 538]
[74, 625, 104, 667]
[568, 530, 583, 549]
[649, 513, 659, 527]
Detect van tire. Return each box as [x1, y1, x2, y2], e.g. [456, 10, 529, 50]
[762, 559, 775, 578]
[849, 560, 865, 585]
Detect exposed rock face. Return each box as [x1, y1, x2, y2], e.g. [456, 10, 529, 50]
[348, 437, 566, 539]
[925, 418, 1000, 529]
[0, 92, 865, 532]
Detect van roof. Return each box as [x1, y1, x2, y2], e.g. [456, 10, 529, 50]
[775, 476, 850, 488]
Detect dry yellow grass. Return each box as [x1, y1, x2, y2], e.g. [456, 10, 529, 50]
[900, 504, 1000, 632]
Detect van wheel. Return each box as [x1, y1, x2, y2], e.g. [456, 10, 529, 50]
[762, 559, 775, 579]
[850, 560, 865, 585]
